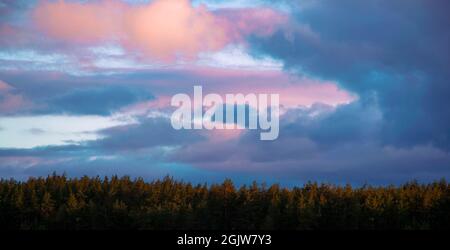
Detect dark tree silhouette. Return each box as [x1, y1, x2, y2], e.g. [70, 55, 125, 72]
[0, 174, 448, 230]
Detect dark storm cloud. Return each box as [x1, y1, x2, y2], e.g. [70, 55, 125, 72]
[250, 0, 450, 149]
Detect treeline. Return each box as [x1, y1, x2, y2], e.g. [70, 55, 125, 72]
[0, 174, 449, 230]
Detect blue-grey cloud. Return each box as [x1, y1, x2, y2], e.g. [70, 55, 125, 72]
[47, 86, 153, 115]
[94, 116, 205, 151]
[250, 0, 450, 149]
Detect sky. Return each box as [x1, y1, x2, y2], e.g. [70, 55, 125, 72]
[0, 0, 449, 186]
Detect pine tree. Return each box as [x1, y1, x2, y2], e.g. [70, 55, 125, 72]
[40, 192, 55, 218]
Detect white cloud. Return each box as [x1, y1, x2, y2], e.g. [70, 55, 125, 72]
[0, 114, 135, 148]
[196, 44, 283, 70]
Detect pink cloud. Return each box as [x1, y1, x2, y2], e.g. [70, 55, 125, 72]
[33, 0, 286, 61]
[182, 69, 357, 108]
[0, 80, 12, 91]
[0, 94, 27, 112]
[0, 80, 30, 114]
[111, 68, 356, 117]
[122, 0, 229, 61]
[202, 128, 244, 142]
[0, 24, 17, 45]
[120, 95, 172, 116]
[0, 156, 69, 168]
[33, 0, 123, 43]
[218, 8, 288, 39]
[0, 156, 44, 167]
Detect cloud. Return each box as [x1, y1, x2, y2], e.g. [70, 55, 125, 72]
[0, 79, 12, 91]
[0, 67, 356, 117]
[33, 0, 122, 43]
[93, 116, 205, 152]
[1, 0, 450, 185]
[47, 85, 153, 115]
[215, 7, 288, 39]
[0, 79, 29, 114]
[249, 0, 450, 149]
[169, 104, 450, 184]
[32, 0, 286, 61]
[0, 114, 134, 148]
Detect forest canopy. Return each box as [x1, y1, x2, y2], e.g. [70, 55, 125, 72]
[0, 174, 448, 230]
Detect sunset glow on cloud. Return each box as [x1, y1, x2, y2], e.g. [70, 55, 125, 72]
[33, 0, 286, 61]
[1, 0, 450, 185]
